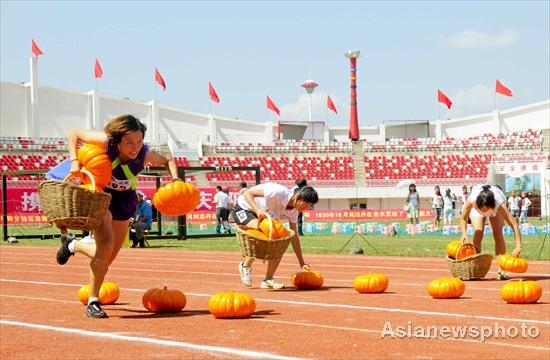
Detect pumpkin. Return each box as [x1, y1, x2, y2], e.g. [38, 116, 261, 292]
[79, 183, 103, 192]
[428, 277, 465, 299]
[446, 241, 477, 260]
[291, 270, 324, 289]
[208, 291, 256, 319]
[353, 273, 389, 293]
[142, 286, 187, 313]
[153, 181, 200, 216]
[77, 282, 120, 305]
[501, 280, 542, 304]
[245, 229, 268, 239]
[77, 143, 112, 189]
[498, 254, 528, 273]
[259, 217, 289, 239]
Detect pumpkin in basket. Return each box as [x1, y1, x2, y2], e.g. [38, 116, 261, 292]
[208, 291, 256, 319]
[77, 282, 120, 305]
[245, 229, 268, 239]
[291, 270, 324, 289]
[428, 277, 465, 299]
[501, 280, 542, 304]
[142, 286, 186, 313]
[353, 273, 389, 293]
[498, 254, 528, 273]
[79, 183, 103, 192]
[77, 143, 112, 189]
[153, 181, 200, 216]
[259, 217, 289, 239]
[446, 241, 477, 260]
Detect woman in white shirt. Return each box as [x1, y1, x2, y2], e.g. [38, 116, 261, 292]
[232, 182, 319, 289]
[519, 191, 532, 224]
[443, 188, 454, 225]
[461, 185, 522, 280]
[430, 186, 444, 229]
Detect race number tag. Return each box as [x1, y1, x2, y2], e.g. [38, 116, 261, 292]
[236, 210, 248, 223]
[107, 177, 132, 191]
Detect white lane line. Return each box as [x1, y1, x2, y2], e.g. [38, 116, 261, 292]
[252, 319, 550, 352]
[0, 320, 304, 360]
[2, 278, 549, 326]
[1, 262, 549, 294]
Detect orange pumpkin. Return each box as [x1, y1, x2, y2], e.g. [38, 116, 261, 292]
[208, 291, 256, 319]
[291, 270, 324, 289]
[77, 282, 120, 305]
[446, 241, 477, 260]
[79, 183, 103, 192]
[142, 286, 186, 313]
[77, 143, 112, 189]
[259, 217, 289, 239]
[153, 181, 200, 216]
[353, 273, 389, 293]
[428, 277, 465, 299]
[498, 254, 528, 273]
[245, 229, 268, 239]
[501, 280, 542, 304]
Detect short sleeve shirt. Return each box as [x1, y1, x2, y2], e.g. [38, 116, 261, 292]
[468, 185, 506, 217]
[237, 182, 299, 223]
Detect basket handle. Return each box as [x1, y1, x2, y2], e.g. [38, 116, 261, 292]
[262, 212, 274, 240]
[455, 242, 480, 258]
[64, 168, 97, 191]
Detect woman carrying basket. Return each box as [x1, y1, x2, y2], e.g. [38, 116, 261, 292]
[232, 183, 319, 289]
[56, 115, 179, 318]
[460, 184, 522, 280]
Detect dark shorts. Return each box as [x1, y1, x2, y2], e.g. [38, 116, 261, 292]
[105, 188, 138, 221]
[433, 208, 442, 219]
[231, 204, 257, 225]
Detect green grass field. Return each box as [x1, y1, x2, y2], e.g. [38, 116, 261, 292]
[2, 223, 549, 260]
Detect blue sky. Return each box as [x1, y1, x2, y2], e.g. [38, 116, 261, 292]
[1, 1, 549, 126]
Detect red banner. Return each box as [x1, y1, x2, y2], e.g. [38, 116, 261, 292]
[303, 208, 433, 221]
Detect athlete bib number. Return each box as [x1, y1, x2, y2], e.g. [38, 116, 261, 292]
[107, 177, 132, 191]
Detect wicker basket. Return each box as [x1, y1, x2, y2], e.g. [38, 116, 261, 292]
[235, 215, 294, 260]
[447, 253, 494, 280]
[38, 169, 112, 231]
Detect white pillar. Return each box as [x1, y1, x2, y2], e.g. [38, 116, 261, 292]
[265, 121, 273, 144]
[379, 124, 386, 142]
[324, 123, 330, 144]
[208, 113, 217, 145]
[435, 119, 442, 140]
[308, 94, 312, 122]
[29, 57, 39, 137]
[492, 109, 501, 135]
[150, 100, 159, 143]
[90, 89, 100, 130]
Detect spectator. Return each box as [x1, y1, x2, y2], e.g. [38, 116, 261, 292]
[507, 190, 521, 222]
[214, 185, 231, 234]
[429, 186, 444, 230]
[238, 181, 248, 196]
[519, 191, 531, 224]
[443, 188, 454, 226]
[130, 190, 152, 248]
[405, 183, 420, 225]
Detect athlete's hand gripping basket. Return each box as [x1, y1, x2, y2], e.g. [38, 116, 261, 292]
[446, 243, 493, 280]
[235, 214, 294, 260]
[38, 169, 112, 231]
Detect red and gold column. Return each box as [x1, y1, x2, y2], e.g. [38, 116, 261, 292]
[345, 50, 360, 141]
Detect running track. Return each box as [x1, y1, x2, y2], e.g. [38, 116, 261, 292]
[1, 246, 549, 359]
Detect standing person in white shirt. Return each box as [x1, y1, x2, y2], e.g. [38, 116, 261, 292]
[443, 188, 454, 226]
[461, 185, 522, 280]
[232, 182, 319, 289]
[213, 185, 231, 234]
[430, 186, 444, 230]
[507, 190, 521, 222]
[519, 191, 532, 224]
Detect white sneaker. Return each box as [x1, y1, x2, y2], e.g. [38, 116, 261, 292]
[260, 278, 284, 290]
[238, 261, 252, 287]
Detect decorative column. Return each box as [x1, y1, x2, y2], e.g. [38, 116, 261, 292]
[345, 50, 360, 141]
[29, 57, 39, 137]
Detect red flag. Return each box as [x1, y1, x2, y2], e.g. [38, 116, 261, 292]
[437, 89, 452, 109]
[94, 58, 103, 79]
[266, 95, 280, 116]
[31, 38, 43, 57]
[155, 67, 166, 90]
[495, 79, 513, 97]
[208, 82, 220, 103]
[327, 95, 338, 114]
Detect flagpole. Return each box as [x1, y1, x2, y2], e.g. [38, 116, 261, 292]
[437, 104, 441, 121]
[494, 91, 497, 111]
